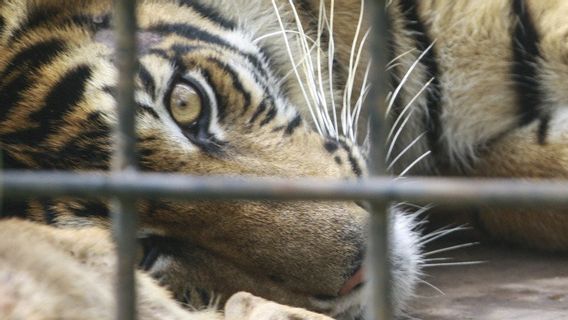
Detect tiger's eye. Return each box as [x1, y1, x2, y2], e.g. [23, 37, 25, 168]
[169, 84, 202, 126]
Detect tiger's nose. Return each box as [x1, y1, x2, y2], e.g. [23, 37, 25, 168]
[338, 267, 365, 296]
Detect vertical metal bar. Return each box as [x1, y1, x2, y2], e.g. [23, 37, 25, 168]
[366, 0, 392, 319]
[112, 0, 138, 319]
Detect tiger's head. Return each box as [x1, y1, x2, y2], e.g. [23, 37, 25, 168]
[0, 0, 421, 318]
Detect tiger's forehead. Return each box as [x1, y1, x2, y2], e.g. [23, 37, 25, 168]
[90, 1, 262, 60]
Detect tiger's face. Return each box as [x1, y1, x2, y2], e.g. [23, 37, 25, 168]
[125, 3, 370, 314]
[0, 0, 421, 318]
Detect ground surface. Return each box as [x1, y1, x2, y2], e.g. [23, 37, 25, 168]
[411, 241, 568, 320]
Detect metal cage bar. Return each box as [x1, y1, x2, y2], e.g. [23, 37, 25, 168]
[4, 172, 568, 207]
[367, 0, 392, 318]
[112, 0, 139, 319]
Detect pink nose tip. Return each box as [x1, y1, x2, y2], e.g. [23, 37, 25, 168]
[338, 267, 365, 296]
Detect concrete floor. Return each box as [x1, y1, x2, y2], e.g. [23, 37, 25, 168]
[410, 241, 568, 320]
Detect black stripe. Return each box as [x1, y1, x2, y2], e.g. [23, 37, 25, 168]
[147, 23, 269, 80]
[33, 65, 92, 136]
[0, 75, 32, 126]
[260, 106, 277, 126]
[200, 67, 227, 121]
[69, 200, 109, 218]
[146, 48, 171, 60]
[197, 288, 211, 305]
[284, 114, 302, 135]
[0, 16, 5, 38]
[137, 147, 155, 159]
[207, 58, 252, 114]
[139, 244, 161, 271]
[8, 5, 58, 41]
[398, 0, 443, 156]
[338, 140, 363, 177]
[170, 44, 199, 57]
[0, 39, 66, 80]
[137, 102, 160, 120]
[42, 200, 57, 225]
[537, 114, 550, 145]
[0, 200, 28, 219]
[1, 150, 31, 169]
[0, 39, 66, 124]
[2, 65, 93, 145]
[178, 0, 236, 30]
[324, 140, 339, 153]
[52, 111, 110, 170]
[70, 14, 111, 32]
[138, 65, 156, 100]
[102, 85, 116, 95]
[249, 99, 268, 124]
[511, 0, 543, 126]
[348, 155, 362, 177]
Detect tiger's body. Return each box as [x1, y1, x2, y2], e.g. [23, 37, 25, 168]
[1, 0, 568, 319]
[387, 0, 568, 250]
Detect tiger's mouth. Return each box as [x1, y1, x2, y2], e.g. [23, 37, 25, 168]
[138, 234, 367, 318]
[309, 284, 367, 319]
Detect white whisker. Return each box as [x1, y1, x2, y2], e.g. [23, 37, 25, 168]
[277, 42, 320, 87]
[419, 226, 469, 246]
[386, 42, 435, 116]
[324, 0, 338, 140]
[346, 28, 370, 130]
[398, 150, 431, 177]
[386, 48, 416, 69]
[253, 30, 317, 44]
[288, 0, 335, 136]
[423, 257, 453, 262]
[341, 0, 365, 138]
[352, 60, 373, 140]
[423, 261, 485, 268]
[418, 279, 446, 296]
[387, 132, 425, 170]
[316, 0, 337, 137]
[270, 0, 323, 135]
[387, 77, 434, 144]
[386, 106, 419, 161]
[351, 84, 370, 141]
[424, 242, 479, 257]
[387, 62, 406, 71]
[419, 224, 468, 242]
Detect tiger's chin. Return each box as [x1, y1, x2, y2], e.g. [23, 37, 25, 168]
[309, 286, 365, 319]
[142, 206, 422, 319]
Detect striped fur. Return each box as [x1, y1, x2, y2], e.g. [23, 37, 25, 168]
[386, 0, 568, 251]
[0, 1, 422, 319]
[7, 0, 565, 317]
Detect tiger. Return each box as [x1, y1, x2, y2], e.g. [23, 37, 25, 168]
[2, 0, 566, 318]
[0, 0, 423, 319]
[386, 0, 568, 251]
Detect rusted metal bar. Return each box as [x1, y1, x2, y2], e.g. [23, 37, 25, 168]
[112, 0, 138, 319]
[366, 0, 392, 318]
[4, 171, 568, 207]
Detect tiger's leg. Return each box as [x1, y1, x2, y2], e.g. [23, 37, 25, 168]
[225, 292, 333, 320]
[0, 219, 342, 320]
[469, 122, 568, 251]
[0, 219, 221, 320]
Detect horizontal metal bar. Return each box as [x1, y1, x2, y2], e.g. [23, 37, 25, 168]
[2, 171, 568, 207]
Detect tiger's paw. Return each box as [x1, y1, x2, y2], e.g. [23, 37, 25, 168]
[225, 292, 334, 320]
